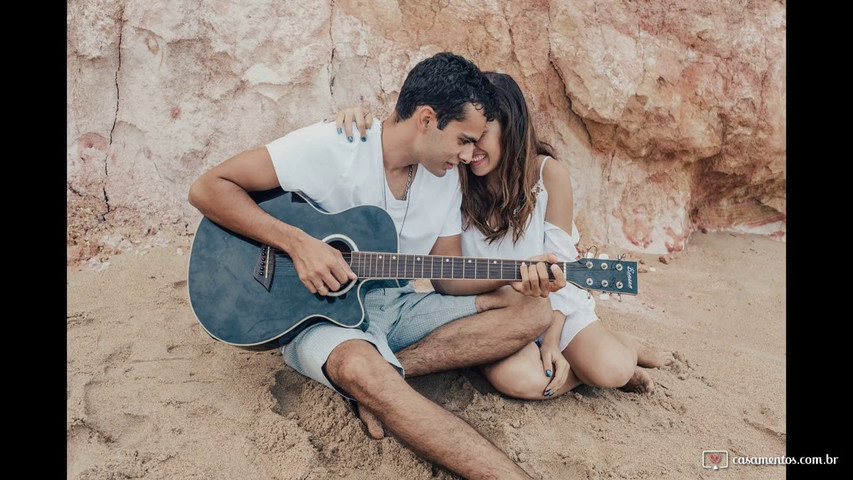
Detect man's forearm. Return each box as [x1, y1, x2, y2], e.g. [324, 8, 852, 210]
[189, 176, 305, 253]
[431, 279, 509, 296]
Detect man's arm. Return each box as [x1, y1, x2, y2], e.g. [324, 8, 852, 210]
[188, 147, 297, 252]
[187, 147, 355, 295]
[428, 234, 510, 295]
[427, 234, 565, 296]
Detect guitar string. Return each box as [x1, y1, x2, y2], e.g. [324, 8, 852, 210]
[275, 259, 610, 272]
[272, 250, 620, 263]
[266, 255, 627, 290]
[270, 257, 623, 281]
[267, 250, 625, 278]
[271, 256, 620, 270]
[272, 253, 620, 269]
[263, 267, 624, 293]
[271, 256, 609, 268]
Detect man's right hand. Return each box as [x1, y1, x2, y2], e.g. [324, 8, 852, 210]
[290, 231, 358, 296]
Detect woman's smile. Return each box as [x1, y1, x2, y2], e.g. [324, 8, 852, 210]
[470, 149, 488, 169]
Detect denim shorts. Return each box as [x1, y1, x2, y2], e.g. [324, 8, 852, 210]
[280, 283, 477, 398]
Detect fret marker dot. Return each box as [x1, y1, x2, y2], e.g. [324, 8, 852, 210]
[493, 261, 497, 264]
[392, 256, 396, 259]
[379, 256, 383, 259]
[468, 260, 472, 263]
[445, 259, 449, 262]
[417, 257, 421, 261]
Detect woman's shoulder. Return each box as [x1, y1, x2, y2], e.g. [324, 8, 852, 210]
[538, 155, 575, 230]
[537, 155, 572, 192]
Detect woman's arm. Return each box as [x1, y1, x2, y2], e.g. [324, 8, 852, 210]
[536, 158, 579, 395]
[325, 106, 374, 142]
[540, 156, 575, 235]
[539, 310, 569, 396]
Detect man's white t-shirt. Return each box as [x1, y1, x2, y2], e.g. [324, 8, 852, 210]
[266, 119, 463, 255]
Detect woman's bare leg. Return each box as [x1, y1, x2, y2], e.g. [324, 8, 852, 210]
[563, 322, 636, 386]
[611, 330, 676, 368]
[480, 342, 582, 400]
[481, 322, 675, 398]
[564, 322, 674, 394]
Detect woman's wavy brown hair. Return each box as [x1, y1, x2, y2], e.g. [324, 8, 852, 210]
[459, 72, 555, 245]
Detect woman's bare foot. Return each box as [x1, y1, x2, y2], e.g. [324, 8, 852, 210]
[614, 331, 675, 368]
[620, 366, 655, 394]
[637, 343, 675, 369]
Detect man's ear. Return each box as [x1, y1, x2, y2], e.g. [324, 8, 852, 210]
[414, 106, 437, 132]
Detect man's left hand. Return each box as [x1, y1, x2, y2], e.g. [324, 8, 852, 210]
[510, 253, 567, 298]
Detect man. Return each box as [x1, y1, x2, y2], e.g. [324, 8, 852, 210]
[189, 52, 565, 480]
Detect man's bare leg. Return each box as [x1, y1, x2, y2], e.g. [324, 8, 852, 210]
[327, 339, 532, 480]
[397, 286, 552, 377]
[355, 403, 385, 440]
[358, 287, 549, 440]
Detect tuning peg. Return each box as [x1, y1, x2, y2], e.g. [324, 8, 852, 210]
[599, 293, 610, 301]
[616, 293, 622, 302]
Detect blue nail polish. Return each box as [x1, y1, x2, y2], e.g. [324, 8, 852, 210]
[544, 391, 552, 397]
[545, 370, 552, 377]
[337, 128, 342, 134]
[348, 136, 353, 142]
[361, 137, 367, 142]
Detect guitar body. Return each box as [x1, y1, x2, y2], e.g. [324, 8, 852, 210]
[187, 189, 400, 348]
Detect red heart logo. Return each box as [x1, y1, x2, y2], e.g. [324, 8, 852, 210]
[709, 453, 721, 464]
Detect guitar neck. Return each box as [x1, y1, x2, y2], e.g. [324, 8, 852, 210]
[348, 251, 560, 281]
[345, 251, 639, 296]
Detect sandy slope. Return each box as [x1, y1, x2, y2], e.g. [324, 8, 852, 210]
[67, 231, 785, 479]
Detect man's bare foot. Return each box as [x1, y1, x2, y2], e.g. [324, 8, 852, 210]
[620, 366, 655, 394]
[614, 331, 675, 368]
[356, 403, 385, 440]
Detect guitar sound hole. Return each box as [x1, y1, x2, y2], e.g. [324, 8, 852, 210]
[328, 239, 352, 254]
[327, 238, 356, 294]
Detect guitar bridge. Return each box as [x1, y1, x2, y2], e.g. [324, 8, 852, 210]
[254, 244, 275, 291]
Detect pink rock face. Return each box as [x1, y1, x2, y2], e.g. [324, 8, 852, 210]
[66, 0, 785, 263]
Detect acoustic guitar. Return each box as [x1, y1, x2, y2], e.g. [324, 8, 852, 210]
[187, 190, 638, 348]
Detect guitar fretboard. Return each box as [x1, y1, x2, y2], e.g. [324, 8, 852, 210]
[347, 252, 561, 280]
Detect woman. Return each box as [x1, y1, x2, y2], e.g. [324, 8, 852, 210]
[329, 72, 673, 399]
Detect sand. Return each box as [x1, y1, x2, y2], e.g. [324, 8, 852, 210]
[67, 230, 786, 479]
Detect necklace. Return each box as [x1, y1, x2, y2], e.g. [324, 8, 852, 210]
[401, 164, 414, 200]
[383, 164, 415, 237]
[380, 120, 415, 237]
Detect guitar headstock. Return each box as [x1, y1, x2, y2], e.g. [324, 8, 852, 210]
[565, 253, 638, 297]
